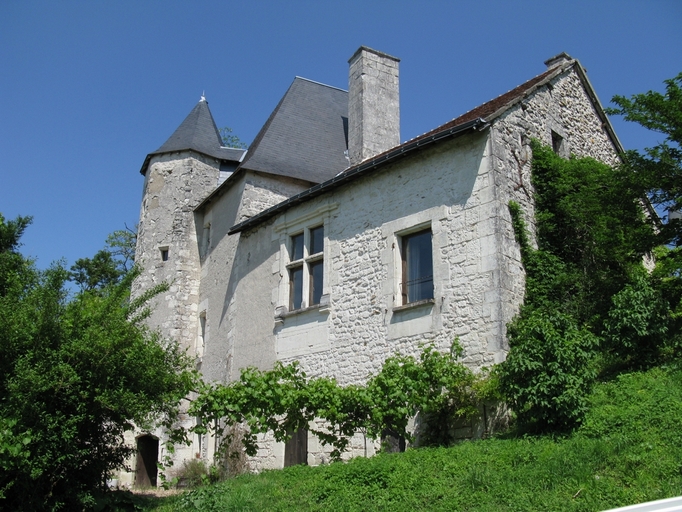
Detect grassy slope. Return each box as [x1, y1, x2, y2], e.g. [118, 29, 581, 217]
[150, 365, 682, 512]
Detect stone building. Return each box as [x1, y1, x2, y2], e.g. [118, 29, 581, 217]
[123, 47, 622, 484]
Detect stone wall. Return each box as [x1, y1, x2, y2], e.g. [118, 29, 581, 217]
[234, 64, 621, 468]
[132, 151, 223, 348]
[125, 151, 224, 483]
[490, 65, 620, 337]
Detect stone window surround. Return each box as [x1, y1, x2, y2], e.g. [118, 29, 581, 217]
[381, 205, 448, 313]
[399, 227, 434, 305]
[273, 202, 338, 321]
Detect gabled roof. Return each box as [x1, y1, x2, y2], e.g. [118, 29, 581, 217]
[139, 97, 245, 175]
[228, 55, 622, 235]
[402, 53, 621, 152]
[237, 77, 349, 184]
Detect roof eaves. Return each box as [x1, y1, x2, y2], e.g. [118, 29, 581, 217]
[481, 64, 568, 124]
[228, 118, 488, 235]
[139, 147, 246, 175]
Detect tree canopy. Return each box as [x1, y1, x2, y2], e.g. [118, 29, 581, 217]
[0, 215, 197, 511]
[607, 71, 682, 247]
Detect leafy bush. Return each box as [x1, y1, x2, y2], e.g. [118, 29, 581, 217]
[501, 308, 598, 432]
[175, 459, 211, 489]
[603, 272, 669, 366]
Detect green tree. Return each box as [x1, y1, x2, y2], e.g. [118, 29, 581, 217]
[219, 126, 248, 149]
[0, 215, 197, 511]
[69, 225, 137, 291]
[608, 72, 682, 349]
[106, 225, 137, 272]
[607, 72, 682, 247]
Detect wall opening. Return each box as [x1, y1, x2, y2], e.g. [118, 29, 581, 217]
[283, 428, 308, 467]
[551, 130, 565, 157]
[135, 435, 159, 488]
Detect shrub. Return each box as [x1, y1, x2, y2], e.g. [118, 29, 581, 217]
[501, 308, 599, 432]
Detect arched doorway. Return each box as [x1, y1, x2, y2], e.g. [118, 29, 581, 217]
[135, 435, 159, 487]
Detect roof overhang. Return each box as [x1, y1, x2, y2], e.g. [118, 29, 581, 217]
[228, 118, 488, 235]
[139, 147, 246, 175]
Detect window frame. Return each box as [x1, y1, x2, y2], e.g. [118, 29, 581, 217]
[286, 225, 325, 311]
[399, 227, 434, 305]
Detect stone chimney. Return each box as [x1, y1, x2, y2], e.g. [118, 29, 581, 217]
[544, 52, 573, 69]
[347, 46, 400, 166]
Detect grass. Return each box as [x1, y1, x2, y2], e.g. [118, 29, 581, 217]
[145, 365, 682, 511]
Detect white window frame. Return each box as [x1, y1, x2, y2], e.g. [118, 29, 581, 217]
[286, 225, 324, 310]
[273, 203, 337, 318]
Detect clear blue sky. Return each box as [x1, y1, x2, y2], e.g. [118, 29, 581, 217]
[1, 0, 680, 269]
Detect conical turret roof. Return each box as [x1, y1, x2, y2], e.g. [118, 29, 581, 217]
[139, 96, 245, 174]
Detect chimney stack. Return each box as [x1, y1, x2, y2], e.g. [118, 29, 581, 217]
[347, 46, 400, 166]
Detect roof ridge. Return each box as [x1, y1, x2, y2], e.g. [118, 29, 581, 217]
[403, 64, 568, 146]
[294, 76, 347, 93]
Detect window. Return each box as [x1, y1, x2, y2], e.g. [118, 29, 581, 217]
[400, 229, 433, 304]
[201, 222, 211, 258]
[160, 247, 169, 262]
[197, 312, 206, 358]
[287, 225, 324, 310]
[551, 130, 566, 157]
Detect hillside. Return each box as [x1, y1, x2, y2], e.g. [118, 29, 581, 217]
[137, 363, 682, 511]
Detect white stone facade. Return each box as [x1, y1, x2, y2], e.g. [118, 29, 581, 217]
[128, 52, 621, 479]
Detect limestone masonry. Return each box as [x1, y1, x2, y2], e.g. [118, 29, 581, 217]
[121, 47, 622, 485]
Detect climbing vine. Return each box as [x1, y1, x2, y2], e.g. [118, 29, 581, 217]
[190, 341, 494, 463]
[499, 140, 680, 433]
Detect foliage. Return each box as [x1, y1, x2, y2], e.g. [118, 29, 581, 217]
[70, 248, 124, 291]
[174, 459, 214, 489]
[501, 308, 599, 432]
[529, 142, 654, 327]
[499, 131, 682, 431]
[603, 271, 670, 366]
[106, 225, 137, 272]
[218, 126, 248, 149]
[69, 225, 137, 291]
[607, 72, 682, 247]
[0, 215, 197, 511]
[190, 341, 490, 463]
[148, 365, 682, 512]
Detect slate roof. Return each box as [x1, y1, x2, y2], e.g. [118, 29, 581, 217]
[237, 77, 349, 184]
[228, 55, 622, 235]
[139, 98, 245, 175]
